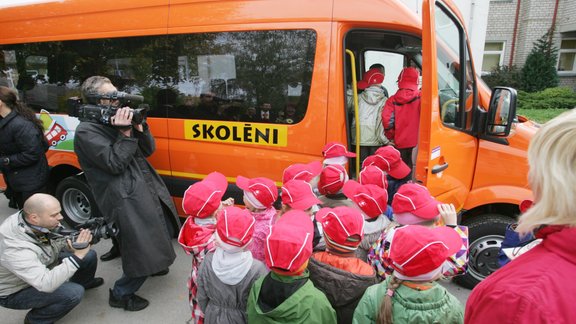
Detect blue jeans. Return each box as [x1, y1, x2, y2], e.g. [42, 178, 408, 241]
[112, 274, 147, 298]
[0, 250, 98, 324]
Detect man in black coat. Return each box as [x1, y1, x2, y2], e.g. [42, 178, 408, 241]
[74, 76, 180, 311]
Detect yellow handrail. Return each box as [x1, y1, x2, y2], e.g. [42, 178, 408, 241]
[345, 49, 360, 176]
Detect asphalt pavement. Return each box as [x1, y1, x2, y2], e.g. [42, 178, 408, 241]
[0, 195, 470, 324]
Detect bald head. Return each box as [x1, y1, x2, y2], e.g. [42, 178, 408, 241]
[23, 194, 58, 216]
[23, 194, 63, 229]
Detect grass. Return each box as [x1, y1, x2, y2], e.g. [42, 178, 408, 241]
[516, 108, 571, 124]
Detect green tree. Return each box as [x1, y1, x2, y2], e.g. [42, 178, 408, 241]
[521, 29, 559, 92]
[482, 65, 523, 90]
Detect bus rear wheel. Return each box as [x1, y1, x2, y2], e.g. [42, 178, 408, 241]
[452, 214, 513, 289]
[55, 175, 100, 227]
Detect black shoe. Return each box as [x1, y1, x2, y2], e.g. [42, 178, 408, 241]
[151, 268, 169, 277]
[100, 247, 120, 261]
[83, 277, 104, 290]
[109, 289, 149, 311]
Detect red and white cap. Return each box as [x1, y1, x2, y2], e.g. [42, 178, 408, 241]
[322, 142, 356, 160]
[282, 161, 323, 183]
[357, 67, 385, 90]
[343, 180, 388, 219]
[182, 172, 228, 218]
[266, 210, 314, 274]
[281, 180, 322, 210]
[236, 176, 278, 208]
[316, 206, 364, 249]
[359, 165, 388, 189]
[388, 225, 461, 278]
[392, 183, 440, 220]
[361, 155, 389, 172]
[216, 206, 255, 247]
[318, 164, 349, 195]
[374, 146, 411, 179]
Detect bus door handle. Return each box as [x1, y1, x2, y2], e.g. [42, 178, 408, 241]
[431, 162, 449, 174]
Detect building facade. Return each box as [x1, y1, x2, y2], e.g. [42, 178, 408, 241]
[483, 0, 576, 90]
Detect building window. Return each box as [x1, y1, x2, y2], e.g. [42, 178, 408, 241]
[482, 42, 505, 74]
[558, 39, 576, 73]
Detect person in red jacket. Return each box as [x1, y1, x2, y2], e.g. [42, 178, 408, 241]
[381, 67, 421, 171]
[465, 109, 576, 324]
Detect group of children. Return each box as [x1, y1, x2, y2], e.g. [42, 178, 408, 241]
[177, 141, 469, 324]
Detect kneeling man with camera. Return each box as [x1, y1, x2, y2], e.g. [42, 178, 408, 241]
[0, 193, 103, 323]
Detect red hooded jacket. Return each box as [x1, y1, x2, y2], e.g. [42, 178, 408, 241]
[465, 226, 576, 324]
[381, 88, 421, 149]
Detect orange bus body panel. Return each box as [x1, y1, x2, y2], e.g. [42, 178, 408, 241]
[0, 1, 168, 44]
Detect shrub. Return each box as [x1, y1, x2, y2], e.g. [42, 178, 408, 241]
[482, 65, 523, 90]
[517, 87, 576, 110]
[521, 29, 559, 92]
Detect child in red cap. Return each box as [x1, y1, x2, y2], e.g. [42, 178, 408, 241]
[247, 210, 337, 323]
[368, 183, 468, 281]
[282, 160, 323, 197]
[344, 180, 392, 261]
[236, 175, 278, 263]
[353, 225, 464, 323]
[350, 67, 390, 162]
[317, 164, 355, 209]
[343, 180, 393, 262]
[196, 206, 268, 324]
[322, 141, 356, 167]
[369, 146, 412, 201]
[282, 161, 323, 184]
[178, 172, 234, 323]
[359, 164, 388, 190]
[308, 207, 378, 324]
[382, 67, 421, 170]
[279, 179, 323, 249]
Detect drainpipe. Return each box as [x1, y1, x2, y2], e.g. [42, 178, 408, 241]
[549, 0, 560, 43]
[508, 0, 521, 66]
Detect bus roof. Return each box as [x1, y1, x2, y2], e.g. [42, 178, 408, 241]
[0, 0, 422, 45]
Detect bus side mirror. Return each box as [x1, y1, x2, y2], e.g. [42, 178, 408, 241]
[486, 87, 517, 137]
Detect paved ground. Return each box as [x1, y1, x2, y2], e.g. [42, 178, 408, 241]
[0, 195, 471, 323]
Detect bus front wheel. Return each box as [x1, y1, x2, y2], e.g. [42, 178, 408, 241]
[55, 175, 100, 227]
[452, 214, 513, 289]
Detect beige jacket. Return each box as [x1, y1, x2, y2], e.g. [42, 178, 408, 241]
[0, 212, 79, 296]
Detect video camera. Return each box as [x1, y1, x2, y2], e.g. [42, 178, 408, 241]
[67, 91, 149, 125]
[54, 218, 119, 250]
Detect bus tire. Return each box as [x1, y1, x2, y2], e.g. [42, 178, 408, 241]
[55, 175, 100, 227]
[452, 214, 513, 289]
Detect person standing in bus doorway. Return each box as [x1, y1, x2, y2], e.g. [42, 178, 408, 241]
[74, 76, 180, 311]
[368, 64, 389, 98]
[382, 67, 421, 172]
[351, 68, 390, 163]
[0, 86, 49, 209]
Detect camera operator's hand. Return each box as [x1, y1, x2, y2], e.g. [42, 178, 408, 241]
[133, 122, 144, 133]
[111, 107, 133, 137]
[68, 228, 93, 259]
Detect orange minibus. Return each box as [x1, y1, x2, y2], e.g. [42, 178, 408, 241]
[0, 0, 538, 288]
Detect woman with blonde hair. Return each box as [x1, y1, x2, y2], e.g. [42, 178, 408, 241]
[465, 109, 576, 323]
